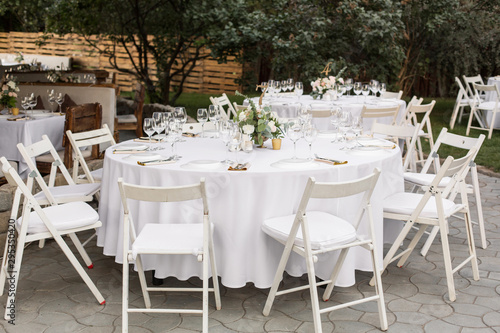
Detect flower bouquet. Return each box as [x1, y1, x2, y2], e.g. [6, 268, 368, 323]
[235, 91, 284, 146]
[0, 78, 19, 109]
[310, 66, 346, 100]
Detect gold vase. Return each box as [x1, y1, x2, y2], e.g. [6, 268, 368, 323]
[10, 107, 19, 116]
[272, 138, 282, 150]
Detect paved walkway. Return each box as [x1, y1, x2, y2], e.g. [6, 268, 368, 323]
[0, 171, 499, 332]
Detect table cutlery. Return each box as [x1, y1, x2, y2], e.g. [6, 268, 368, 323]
[314, 154, 347, 165]
[137, 157, 176, 166]
[228, 162, 250, 171]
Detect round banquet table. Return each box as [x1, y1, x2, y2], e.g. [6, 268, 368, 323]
[484, 77, 500, 128]
[247, 95, 406, 132]
[97, 136, 404, 289]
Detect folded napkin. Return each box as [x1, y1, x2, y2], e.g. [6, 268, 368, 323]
[7, 116, 29, 121]
[137, 158, 176, 166]
[228, 163, 250, 171]
[314, 158, 347, 165]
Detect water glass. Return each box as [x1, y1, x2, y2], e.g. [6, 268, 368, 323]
[303, 125, 318, 160]
[143, 118, 155, 143]
[197, 108, 208, 137]
[287, 122, 303, 159]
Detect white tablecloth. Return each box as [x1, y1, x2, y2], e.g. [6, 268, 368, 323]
[97, 136, 404, 289]
[248, 95, 406, 132]
[0, 112, 65, 177]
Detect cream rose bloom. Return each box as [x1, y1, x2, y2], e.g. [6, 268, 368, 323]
[242, 124, 255, 134]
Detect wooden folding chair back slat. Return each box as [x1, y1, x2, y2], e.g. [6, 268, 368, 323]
[0, 157, 105, 320]
[262, 169, 388, 332]
[118, 178, 221, 333]
[376, 152, 480, 302]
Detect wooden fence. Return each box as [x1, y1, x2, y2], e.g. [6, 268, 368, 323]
[0, 32, 243, 94]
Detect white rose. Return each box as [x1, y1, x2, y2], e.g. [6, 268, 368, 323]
[7, 81, 15, 90]
[238, 112, 247, 121]
[268, 121, 277, 132]
[242, 124, 255, 134]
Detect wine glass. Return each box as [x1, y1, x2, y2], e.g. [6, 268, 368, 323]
[208, 105, 220, 136]
[352, 116, 363, 146]
[287, 122, 303, 159]
[219, 120, 234, 164]
[295, 82, 303, 100]
[303, 125, 318, 160]
[197, 108, 208, 137]
[281, 80, 287, 93]
[369, 80, 380, 96]
[228, 128, 242, 164]
[287, 78, 294, 92]
[55, 92, 64, 113]
[166, 120, 182, 159]
[21, 96, 30, 118]
[272, 81, 281, 97]
[345, 78, 353, 96]
[379, 83, 387, 96]
[28, 93, 37, 118]
[152, 112, 166, 146]
[338, 109, 352, 148]
[267, 80, 275, 96]
[361, 84, 370, 101]
[353, 82, 362, 96]
[143, 118, 155, 143]
[173, 106, 187, 140]
[298, 105, 312, 126]
[47, 89, 55, 115]
[330, 106, 341, 142]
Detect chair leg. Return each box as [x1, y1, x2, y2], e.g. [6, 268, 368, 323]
[416, 137, 425, 167]
[463, 210, 480, 281]
[3, 233, 26, 320]
[135, 255, 151, 308]
[420, 225, 439, 257]
[466, 107, 475, 136]
[122, 255, 129, 333]
[438, 221, 456, 302]
[397, 224, 428, 266]
[68, 233, 93, 268]
[202, 241, 209, 333]
[370, 244, 388, 331]
[209, 234, 221, 310]
[322, 248, 349, 301]
[471, 166, 487, 249]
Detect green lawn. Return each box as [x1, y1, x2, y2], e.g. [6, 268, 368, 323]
[167, 92, 500, 173]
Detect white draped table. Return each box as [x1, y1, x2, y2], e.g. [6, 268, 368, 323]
[247, 95, 406, 132]
[0, 112, 65, 177]
[484, 77, 500, 128]
[97, 136, 404, 288]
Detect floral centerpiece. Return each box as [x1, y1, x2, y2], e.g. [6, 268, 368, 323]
[0, 78, 19, 109]
[235, 91, 284, 146]
[310, 66, 346, 99]
[14, 52, 24, 63]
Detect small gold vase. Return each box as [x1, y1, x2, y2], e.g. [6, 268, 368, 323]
[11, 107, 19, 116]
[272, 138, 282, 150]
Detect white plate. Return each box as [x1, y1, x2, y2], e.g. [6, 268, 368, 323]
[123, 152, 163, 162]
[20, 109, 50, 115]
[183, 160, 223, 170]
[114, 143, 148, 151]
[271, 158, 320, 170]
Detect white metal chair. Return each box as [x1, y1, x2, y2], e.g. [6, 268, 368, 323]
[66, 124, 116, 184]
[17, 135, 100, 206]
[210, 93, 237, 120]
[380, 90, 403, 99]
[404, 128, 487, 253]
[262, 169, 388, 333]
[0, 157, 105, 320]
[372, 153, 480, 302]
[360, 104, 399, 128]
[370, 122, 420, 172]
[118, 178, 221, 333]
[449, 77, 473, 129]
[466, 83, 500, 139]
[402, 100, 436, 168]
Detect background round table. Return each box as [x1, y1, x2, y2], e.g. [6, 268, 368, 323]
[97, 136, 404, 289]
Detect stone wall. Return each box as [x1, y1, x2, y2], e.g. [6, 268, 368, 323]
[0, 159, 103, 252]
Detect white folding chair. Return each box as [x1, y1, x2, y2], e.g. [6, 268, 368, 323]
[360, 104, 399, 128]
[380, 90, 403, 99]
[370, 122, 420, 172]
[262, 169, 388, 332]
[398, 95, 423, 126]
[182, 122, 216, 134]
[17, 135, 100, 206]
[0, 157, 105, 320]
[450, 77, 473, 129]
[466, 83, 500, 139]
[210, 93, 237, 120]
[118, 178, 221, 333]
[66, 124, 116, 184]
[463, 74, 485, 102]
[372, 153, 480, 302]
[232, 102, 248, 112]
[402, 101, 436, 168]
[404, 128, 487, 253]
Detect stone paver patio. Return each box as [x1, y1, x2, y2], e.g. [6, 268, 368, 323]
[0, 169, 499, 332]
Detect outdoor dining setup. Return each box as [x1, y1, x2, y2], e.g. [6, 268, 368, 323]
[0, 55, 498, 333]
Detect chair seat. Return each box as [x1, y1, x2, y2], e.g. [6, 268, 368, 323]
[404, 172, 452, 187]
[18, 201, 99, 234]
[78, 168, 103, 181]
[34, 183, 101, 203]
[132, 223, 213, 259]
[477, 101, 499, 111]
[117, 114, 137, 123]
[262, 211, 357, 250]
[383, 192, 462, 219]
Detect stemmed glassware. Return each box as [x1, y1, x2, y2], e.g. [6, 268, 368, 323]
[219, 120, 234, 164]
[351, 116, 363, 146]
[361, 84, 370, 101]
[295, 82, 303, 100]
[21, 96, 30, 118]
[287, 122, 303, 160]
[173, 106, 187, 141]
[143, 118, 155, 143]
[267, 80, 275, 96]
[345, 78, 353, 96]
[369, 80, 380, 96]
[330, 106, 341, 142]
[338, 109, 352, 149]
[228, 127, 242, 164]
[281, 80, 287, 93]
[303, 125, 318, 160]
[353, 82, 362, 96]
[287, 78, 294, 92]
[298, 105, 312, 126]
[28, 93, 37, 118]
[47, 89, 56, 115]
[379, 83, 387, 96]
[55, 92, 64, 113]
[152, 112, 166, 147]
[272, 81, 281, 97]
[208, 105, 220, 136]
[166, 119, 182, 159]
[197, 108, 208, 137]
